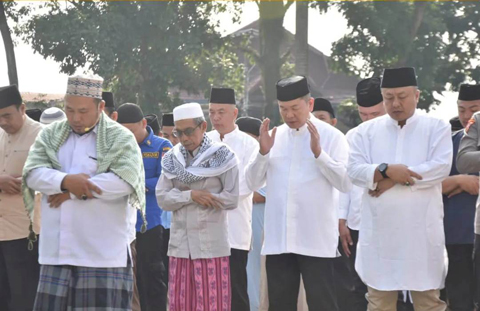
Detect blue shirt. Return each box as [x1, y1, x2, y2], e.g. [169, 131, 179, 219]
[161, 211, 171, 229]
[443, 130, 477, 245]
[136, 126, 173, 232]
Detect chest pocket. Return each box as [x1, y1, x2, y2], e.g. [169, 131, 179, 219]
[82, 154, 98, 177]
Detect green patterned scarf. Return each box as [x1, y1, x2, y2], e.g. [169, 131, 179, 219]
[22, 112, 146, 250]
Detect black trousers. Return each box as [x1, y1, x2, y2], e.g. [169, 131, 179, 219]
[444, 244, 474, 311]
[136, 225, 167, 311]
[473, 235, 480, 310]
[0, 237, 40, 311]
[230, 248, 250, 311]
[334, 229, 368, 311]
[266, 253, 339, 311]
[162, 228, 170, 287]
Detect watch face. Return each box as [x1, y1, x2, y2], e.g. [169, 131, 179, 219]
[379, 163, 387, 172]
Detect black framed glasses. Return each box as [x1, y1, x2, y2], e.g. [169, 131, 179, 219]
[172, 123, 201, 138]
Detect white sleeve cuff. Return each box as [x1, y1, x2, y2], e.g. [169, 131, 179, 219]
[315, 149, 332, 166]
[367, 165, 378, 191]
[338, 209, 348, 220]
[257, 151, 270, 162]
[53, 172, 68, 193]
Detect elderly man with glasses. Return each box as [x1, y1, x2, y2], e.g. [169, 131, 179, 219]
[156, 102, 240, 311]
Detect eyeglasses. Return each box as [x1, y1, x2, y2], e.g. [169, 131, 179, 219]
[172, 123, 201, 138]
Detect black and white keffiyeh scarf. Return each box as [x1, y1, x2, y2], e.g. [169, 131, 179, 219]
[162, 134, 238, 184]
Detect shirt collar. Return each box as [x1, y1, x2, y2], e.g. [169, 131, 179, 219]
[219, 125, 239, 141]
[288, 115, 311, 135]
[387, 109, 420, 128]
[140, 126, 154, 146]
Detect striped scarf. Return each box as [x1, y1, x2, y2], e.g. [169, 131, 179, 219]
[22, 113, 146, 249]
[162, 134, 237, 185]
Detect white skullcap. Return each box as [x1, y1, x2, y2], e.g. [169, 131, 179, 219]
[66, 74, 103, 99]
[40, 107, 66, 125]
[173, 102, 204, 122]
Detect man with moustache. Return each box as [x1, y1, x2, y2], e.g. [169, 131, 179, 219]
[246, 76, 351, 311]
[23, 75, 146, 311]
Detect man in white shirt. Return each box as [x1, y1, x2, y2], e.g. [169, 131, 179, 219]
[208, 87, 259, 311]
[348, 67, 451, 311]
[337, 77, 386, 311]
[23, 75, 145, 311]
[246, 76, 351, 311]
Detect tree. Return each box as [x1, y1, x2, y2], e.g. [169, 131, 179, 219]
[254, 1, 294, 125]
[294, 1, 309, 77]
[330, 1, 480, 110]
[0, 1, 19, 86]
[19, 1, 243, 114]
[337, 99, 361, 130]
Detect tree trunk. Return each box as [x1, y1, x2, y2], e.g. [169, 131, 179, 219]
[396, 2, 428, 67]
[295, 1, 308, 77]
[0, 1, 18, 86]
[258, 1, 290, 125]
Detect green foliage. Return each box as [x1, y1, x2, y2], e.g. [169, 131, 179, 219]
[18, 1, 244, 114]
[337, 99, 362, 130]
[330, 1, 480, 111]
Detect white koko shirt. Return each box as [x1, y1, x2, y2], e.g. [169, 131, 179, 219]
[246, 115, 351, 257]
[208, 126, 259, 250]
[348, 110, 452, 290]
[27, 128, 134, 268]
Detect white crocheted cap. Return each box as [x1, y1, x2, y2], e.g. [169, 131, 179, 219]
[173, 102, 204, 122]
[40, 107, 66, 125]
[66, 74, 103, 99]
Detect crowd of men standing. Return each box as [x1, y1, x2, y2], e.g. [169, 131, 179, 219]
[0, 65, 479, 311]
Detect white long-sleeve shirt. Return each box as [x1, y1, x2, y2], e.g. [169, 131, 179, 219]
[26, 128, 134, 268]
[208, 126, 259, 250]
[348, 110, 452, 291]
[246, 115, 351, 257]
[338, 128, 362, 230]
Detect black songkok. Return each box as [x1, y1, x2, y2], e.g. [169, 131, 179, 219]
[276, 76, 310, 101]
[0, 85, 22, 109]
[381, 67, 417, 88]
[236, 116, 262, 137]
[210, 88, 236, 105]
[117, 103, 144, 124]
[356, 77, 383, 107]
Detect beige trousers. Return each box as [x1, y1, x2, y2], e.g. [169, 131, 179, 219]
[367, 287, 446, 311]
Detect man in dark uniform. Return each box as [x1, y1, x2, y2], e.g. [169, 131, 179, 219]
[117, 103, 173, 311]
[449, 84, 480, 310]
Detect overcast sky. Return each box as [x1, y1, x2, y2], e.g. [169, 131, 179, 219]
[0, 2, 457, 120]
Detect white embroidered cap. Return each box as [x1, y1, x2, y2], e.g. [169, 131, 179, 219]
[66, 74, 104, 99]
[40, 107, 66, 125]
[173, 102, 204, 122]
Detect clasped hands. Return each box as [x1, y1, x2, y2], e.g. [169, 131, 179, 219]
[369, 164, 423, 198]
[49, 174, 102, 208]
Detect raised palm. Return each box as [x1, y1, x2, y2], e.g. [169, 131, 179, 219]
[259, 118, 277, 155]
